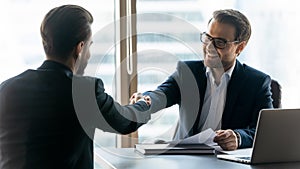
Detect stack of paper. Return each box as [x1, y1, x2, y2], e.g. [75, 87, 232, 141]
[135, 143, 215, 155]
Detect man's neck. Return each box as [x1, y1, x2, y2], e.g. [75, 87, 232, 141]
[46, 56, 75, 73]
[209, 61, 235, 85]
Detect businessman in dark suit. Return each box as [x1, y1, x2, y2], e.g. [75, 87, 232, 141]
[131, 9, 273, 150]
[0, 5, 150, 169]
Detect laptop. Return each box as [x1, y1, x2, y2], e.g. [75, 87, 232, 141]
[217, 108, 300, 164]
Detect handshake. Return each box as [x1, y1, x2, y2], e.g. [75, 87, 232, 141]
[130, 92, 151, 106]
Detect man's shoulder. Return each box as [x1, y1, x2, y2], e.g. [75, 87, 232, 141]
[0, 70, 32, 90]
[176, 60, 205, 74]
[240, 62, 269, 79]
[72, 75, 105, 90]
[179, 60, 204, 67]
[73, 75, 103, 83]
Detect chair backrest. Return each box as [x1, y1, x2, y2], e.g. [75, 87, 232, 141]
[271, 79, 282, 108]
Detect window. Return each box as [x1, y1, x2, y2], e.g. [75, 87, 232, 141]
[136, 0, 210, 142]
[135, 0, 300, 142]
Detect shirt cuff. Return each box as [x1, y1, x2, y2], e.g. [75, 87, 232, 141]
[234, 131, 242, 147]
[137, 98, 146, 103]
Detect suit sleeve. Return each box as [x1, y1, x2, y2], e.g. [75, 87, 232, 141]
[95, 79, 151, 134]
[72, 76, 151, 136]
[143, 61, 187, 114]
[234, 75, 273, 148]
[144, 61, 201, 131]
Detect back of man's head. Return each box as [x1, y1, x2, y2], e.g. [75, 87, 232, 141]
[40, 5, 93, 60]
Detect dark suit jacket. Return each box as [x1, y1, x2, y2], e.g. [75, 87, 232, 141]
[146, 60, 273, 148]
[0, 61, 150, 169]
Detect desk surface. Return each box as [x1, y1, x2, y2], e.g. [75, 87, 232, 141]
[94, 147, 300, 169]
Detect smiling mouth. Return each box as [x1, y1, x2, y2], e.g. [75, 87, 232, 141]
[206, 54, 219, 58]
[205, 49, 219, 57]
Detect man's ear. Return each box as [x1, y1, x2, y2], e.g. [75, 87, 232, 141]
[74, 41, 85, 59]
[235, 41, 247, 56]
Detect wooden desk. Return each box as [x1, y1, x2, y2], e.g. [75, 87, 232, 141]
[94, 147, 300, 169]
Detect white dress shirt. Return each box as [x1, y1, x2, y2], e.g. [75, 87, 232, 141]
[198, 62, 236, 132]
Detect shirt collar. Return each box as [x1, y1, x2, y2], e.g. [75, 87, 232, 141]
[205, 60, 236, 79]
[225, 60, 236, 78]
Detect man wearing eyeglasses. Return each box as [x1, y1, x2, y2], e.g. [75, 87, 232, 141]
[131, 9, 273, 151]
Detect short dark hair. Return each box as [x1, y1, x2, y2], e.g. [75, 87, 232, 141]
[40, 5, 93, 60]
[209, 9, 251, 43]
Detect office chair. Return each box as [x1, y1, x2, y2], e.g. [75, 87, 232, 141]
[270, 79, 282, 108]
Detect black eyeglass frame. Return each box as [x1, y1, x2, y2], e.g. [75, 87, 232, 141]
[200, 32, 240, 49]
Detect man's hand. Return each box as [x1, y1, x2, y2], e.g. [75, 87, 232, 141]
[213, 129, 238, 151]
[129, 92, 151, 106]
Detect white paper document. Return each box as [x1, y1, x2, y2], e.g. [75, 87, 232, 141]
[171, 128, 217, 146]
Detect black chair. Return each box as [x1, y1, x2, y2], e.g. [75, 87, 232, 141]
[271, 79, 282, 108]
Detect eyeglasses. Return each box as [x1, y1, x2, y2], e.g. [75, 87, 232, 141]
[200, 32, 239, 49]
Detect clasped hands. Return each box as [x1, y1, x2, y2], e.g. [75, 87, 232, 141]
[129, 92, 151, 106]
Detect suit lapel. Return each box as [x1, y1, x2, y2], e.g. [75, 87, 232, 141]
[199, 64, 207, 109]
[222, 60, 247, 126]
[191, 62, 207, 135]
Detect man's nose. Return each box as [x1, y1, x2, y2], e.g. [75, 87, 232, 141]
[206, 41, 217, 53]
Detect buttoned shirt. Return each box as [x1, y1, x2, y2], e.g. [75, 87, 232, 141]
[198, 61, 236, 132]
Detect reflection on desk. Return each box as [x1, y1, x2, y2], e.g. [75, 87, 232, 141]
[94, 147, 300, 169]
